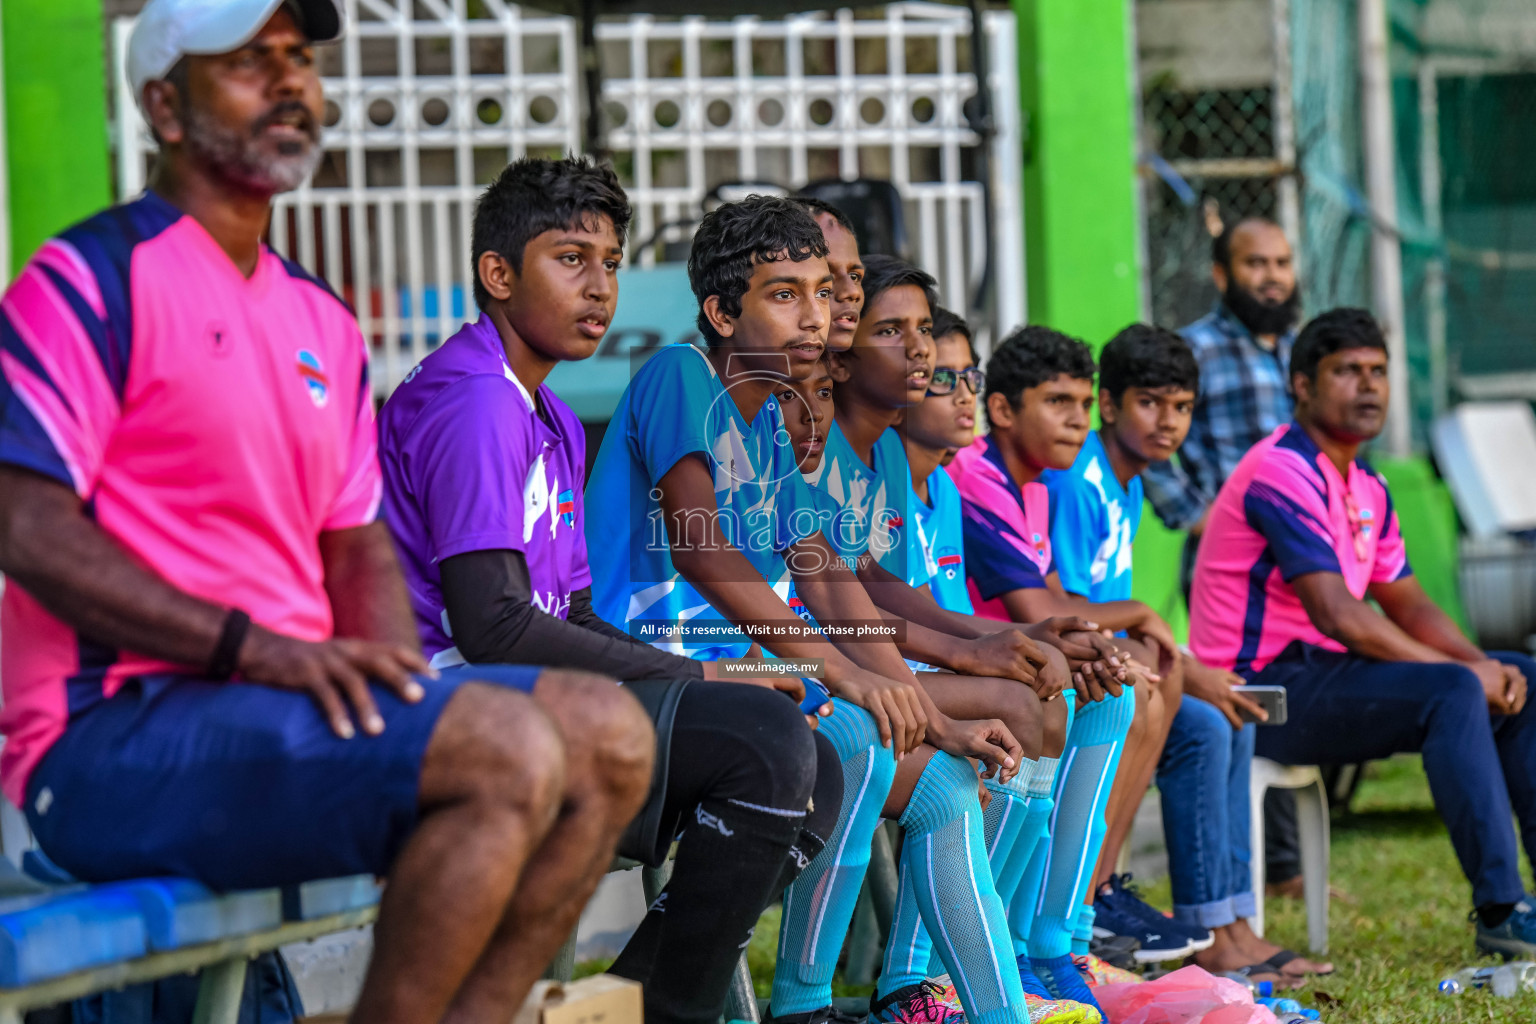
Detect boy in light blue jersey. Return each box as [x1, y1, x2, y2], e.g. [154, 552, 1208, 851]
[873, 305, 1092, 1018]
[1044, 324, 1324, 990]
[1045, 432, 1142, 604]
[951, 326, 1182, 1014]
[900, 307, 979, 617]
[584, 197, 1035, 1024]
[775, 254, 1128, 1024]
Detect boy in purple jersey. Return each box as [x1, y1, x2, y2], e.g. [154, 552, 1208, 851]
[379, 158, 845, 1024]
[1192, 308, 1536, 960]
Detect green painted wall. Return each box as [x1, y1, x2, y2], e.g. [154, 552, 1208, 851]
[1010, 0, 1194, 633]
[3, 0, 113, 274]
[1376, 455, 1470, 635]
[1012, 0, 1142, 343]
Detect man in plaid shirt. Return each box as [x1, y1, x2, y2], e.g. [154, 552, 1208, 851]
[1143, 217, 1300, 557]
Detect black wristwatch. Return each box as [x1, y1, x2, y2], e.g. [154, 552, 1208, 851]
[209, 608, 252, 681]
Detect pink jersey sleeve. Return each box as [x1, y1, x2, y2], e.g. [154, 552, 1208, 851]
[0, 241, 127, 495]
[323, 339, 383, 531]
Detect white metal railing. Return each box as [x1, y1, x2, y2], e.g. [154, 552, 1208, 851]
[112, 0, 1023, 397]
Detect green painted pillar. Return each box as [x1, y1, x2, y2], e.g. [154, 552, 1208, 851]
[1013, 0, 1142, 342]
[1013, 0, 1192, 637]
[3, 0, 113, 276]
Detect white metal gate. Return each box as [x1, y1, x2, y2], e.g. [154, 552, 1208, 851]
[112, 0, 1023, 398]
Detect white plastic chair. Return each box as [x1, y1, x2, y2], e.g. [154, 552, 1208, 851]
[1248, 757, 1330, 954]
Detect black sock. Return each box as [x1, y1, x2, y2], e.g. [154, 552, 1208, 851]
[1479, 902, 1517, 928]
[611, 796, 802, 1024]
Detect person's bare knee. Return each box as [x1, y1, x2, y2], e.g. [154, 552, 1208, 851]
[533, 670, 655, 812]
[989, 680, 1043, 761]
[418, 682, 568, 832]
[915, 672, 1042, 760]
[1042, 697, 1069, 758]
[1127, 687, 1153, 745]
[882, 743, 940, 818]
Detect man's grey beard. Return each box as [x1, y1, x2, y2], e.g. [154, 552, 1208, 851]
[182, 104, 323, 195]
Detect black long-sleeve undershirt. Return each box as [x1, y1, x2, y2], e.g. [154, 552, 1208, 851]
[439, 549, 703, 681]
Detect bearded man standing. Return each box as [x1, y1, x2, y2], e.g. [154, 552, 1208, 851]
[1143, 217, 1301, 554]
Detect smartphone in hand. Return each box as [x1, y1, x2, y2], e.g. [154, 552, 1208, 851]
[1239, 684, 1287, 726]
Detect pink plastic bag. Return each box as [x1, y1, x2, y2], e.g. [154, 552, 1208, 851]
[1092, 965, 1281, 1024]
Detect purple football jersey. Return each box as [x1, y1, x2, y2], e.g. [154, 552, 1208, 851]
[379, 315, 590, 666]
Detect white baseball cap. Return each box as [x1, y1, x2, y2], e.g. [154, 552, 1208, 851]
[128, 0, 344, 106]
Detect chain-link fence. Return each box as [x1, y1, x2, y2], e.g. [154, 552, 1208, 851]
[1140, 81, 1284, 329]
[1134, 0, 1297, 332]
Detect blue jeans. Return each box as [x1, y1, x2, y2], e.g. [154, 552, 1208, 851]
[1156, 695, 1257, 929]
[1253, 644, 1536, 909]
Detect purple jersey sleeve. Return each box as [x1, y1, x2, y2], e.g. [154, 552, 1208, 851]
[410, 375, 540, 562]
[566, 413, 593, 591]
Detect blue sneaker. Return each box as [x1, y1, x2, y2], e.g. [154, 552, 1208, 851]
[1016, 954, 1058, 1001]
[1093, 874, 1211, 960]
[1031, 954, 1105, 1017]
[1476, 899, 1536, 959]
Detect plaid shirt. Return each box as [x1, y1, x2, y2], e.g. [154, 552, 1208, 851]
[1143, 302, 1297, 530]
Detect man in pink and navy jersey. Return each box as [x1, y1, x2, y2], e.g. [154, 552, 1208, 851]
[1191, 307, 1536, 958]
[0, 2, 653, 1022]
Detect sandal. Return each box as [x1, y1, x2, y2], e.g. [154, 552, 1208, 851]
[1230, 962, 1305, 991]
[1263, 949, 1334, 977]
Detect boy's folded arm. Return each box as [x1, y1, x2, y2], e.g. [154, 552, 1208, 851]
[566, 586, 650, 645]
[855, 559, 989, 639]
[656, 458, 927, 750]
[440, 548, 703, 680]
[656, 457, 865, 667]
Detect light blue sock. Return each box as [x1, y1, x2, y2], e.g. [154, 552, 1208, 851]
[901, 764, 1042, 986]
[771, 699, 898, 1015]
[1006, 752, 1064, 956]
[1072, 903, 1095, 956]
[892, 752, 1028, 1024]
[1026, 688, 1136, 960]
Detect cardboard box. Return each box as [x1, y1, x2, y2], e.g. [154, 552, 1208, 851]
[513, 974, 644, 1024]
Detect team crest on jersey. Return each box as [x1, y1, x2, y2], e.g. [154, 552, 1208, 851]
[296, 350, 329, 407]
[1358, 507, 1374, 540]
[1032, 533, 1047, 559]
[557, 489, 576, 528]
[937, 550, 962, 580]
[788, 594, 814, 622]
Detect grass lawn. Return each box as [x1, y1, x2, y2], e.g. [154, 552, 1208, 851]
[1206, 753, 1536, 1023]
[582, 754, 1536, 1021]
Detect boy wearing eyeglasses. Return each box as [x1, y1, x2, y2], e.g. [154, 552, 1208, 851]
[775, 260, 1129, 1024]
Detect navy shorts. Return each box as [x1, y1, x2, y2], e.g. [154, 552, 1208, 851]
[24, 664, 541, 891]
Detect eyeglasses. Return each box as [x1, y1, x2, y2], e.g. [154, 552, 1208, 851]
[928, 366, 985, 397]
